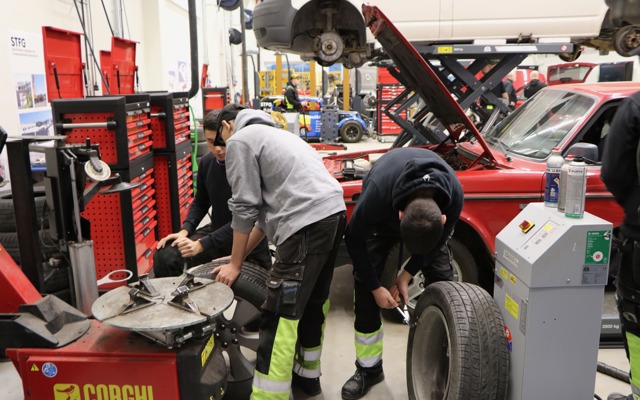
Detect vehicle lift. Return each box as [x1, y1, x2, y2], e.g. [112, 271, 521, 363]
[376, 42, 578, 147]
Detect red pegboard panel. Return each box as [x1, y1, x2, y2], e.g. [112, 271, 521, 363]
[110, 37, 137, 95]
[154, 156, 173, 238]
[81, 193, 125, 279]
[99, 50, 112, 95]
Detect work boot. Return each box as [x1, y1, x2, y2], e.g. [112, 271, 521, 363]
[291, 371, 321, 396]
[607, 393, 634, 400]
[341, 361, 384, 400]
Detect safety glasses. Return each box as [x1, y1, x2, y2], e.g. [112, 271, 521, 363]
[214, 125, 226, 147]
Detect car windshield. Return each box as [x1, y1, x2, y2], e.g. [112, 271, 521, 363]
[484, 90, 595, 159]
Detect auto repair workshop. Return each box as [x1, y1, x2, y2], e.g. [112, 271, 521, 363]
[4, 0, 640, 399]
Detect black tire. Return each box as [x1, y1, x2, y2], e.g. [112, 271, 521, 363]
[407, 281, 509, 400]
[0, 229, 57, 265]
[188, 260, 268, 400]
[196, 141, 209, 157]
[614, 25, 640, 57]
[0, 186, 48, 232]
[339, 120, 364, 143]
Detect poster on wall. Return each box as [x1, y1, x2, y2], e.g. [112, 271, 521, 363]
[9, 30, 53, 137]
[6, 29, 52, 171]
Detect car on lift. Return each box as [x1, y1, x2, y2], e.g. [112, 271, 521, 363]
[253, 0, 640, 68]
[324, 5, 628, 307]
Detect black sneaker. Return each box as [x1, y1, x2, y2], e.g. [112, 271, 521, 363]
[341, 362, 385, 400]
[291, 371, 321, 396]
[607, 393, 633, 400]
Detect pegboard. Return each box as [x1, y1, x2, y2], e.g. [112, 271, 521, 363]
[153, 140, 193, 238]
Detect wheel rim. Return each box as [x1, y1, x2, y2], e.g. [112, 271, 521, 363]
[216, 297, 261, 384]
[616, 26, 640, 55]
[411, 306, 451, 399]
[344, 124, 361, 140]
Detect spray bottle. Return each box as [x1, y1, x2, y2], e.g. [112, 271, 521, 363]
[544, 147, 564, 207]
[557, 154, 575, 212]
[564, 156, 587, 219]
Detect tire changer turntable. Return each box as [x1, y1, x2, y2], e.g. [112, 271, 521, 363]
[1, 135, 235, 400]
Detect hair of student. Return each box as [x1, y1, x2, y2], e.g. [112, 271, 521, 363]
[400, 197, 443, 255]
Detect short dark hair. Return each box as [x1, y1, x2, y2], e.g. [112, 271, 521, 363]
[400, 197, 443, 255]
[203, 109, 221, 132]
[215, 103, 246, 130]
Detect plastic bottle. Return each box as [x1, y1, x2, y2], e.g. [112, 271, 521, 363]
[557, 154, 575, 212]
[564, 156, 587, 219]
[544, 147, 564, 207]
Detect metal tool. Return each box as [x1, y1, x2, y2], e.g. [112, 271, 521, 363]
[96, 269, 133, 287]
[396, 295, 410, 324]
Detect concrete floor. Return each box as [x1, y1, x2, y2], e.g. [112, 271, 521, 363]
[0, 136, 634, 399]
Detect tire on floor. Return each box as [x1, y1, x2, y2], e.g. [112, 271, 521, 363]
[407, 281, 509, 400]
[188, 260, 268, 400]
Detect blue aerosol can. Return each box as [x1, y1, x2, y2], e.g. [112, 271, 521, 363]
[564, 156, 587, 218]
[544, 147, 564, 207]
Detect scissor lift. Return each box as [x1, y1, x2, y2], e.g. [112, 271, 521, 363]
[377, 42, 577, 147]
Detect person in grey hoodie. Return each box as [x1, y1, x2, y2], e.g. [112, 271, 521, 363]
[211, 104, 346, 400]
[341, 147, 463, 400]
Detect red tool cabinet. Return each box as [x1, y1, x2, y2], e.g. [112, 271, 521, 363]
[149, 92, 191, 151]
[376, 83, 408, 136]
[153, 140, 193, 239]
[51, 95, 159, 288]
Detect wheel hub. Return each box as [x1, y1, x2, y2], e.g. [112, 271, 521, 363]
[317, 32, 344, 63]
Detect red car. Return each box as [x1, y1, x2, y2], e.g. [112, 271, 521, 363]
[325, 6, 628, 300]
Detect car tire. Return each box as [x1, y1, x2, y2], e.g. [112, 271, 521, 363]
[188, 260, 268, 400]
[614, 25, 640, 57]
[0, 186, 48, 232]
[339, 120, 364, 143]
[0, 230, 57, 265]
[407, 281, 509, 400]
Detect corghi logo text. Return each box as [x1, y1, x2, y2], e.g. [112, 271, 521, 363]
[54, 383, 154, 400]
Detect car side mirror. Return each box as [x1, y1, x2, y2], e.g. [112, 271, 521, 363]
[566, 143, 599, 164]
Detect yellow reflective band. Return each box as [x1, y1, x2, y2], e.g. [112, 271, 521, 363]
[252, 370, 291, 399]
[627, 332, 640, 399]
[355, 328, 383, 366]
[269, 317, 299, 381]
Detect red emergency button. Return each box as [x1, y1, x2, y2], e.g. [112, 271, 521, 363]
[519, 220, 535, 233]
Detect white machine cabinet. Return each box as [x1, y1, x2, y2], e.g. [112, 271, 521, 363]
[494, 203, 612, 400]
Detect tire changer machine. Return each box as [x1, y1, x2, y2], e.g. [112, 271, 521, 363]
[0, 133, 235, 400]
[494, 202, 613, 399]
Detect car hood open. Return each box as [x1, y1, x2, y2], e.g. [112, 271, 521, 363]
[362, 4, 498, 167]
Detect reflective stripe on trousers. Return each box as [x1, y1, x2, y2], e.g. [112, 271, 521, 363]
[293, 300, 330, 378]
[251, 317, 299, 400]
[628, 332, 640, 399]
[355, 327, 383, 368]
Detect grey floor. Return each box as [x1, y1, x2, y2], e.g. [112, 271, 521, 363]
[0, 136, 634, 399]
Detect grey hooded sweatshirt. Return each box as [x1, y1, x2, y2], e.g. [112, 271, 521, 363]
[226, 109, 345, 246]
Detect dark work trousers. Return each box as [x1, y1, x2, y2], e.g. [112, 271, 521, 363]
[254, 211, 347, 379]
[153, 224, 271, 277]
[354, 234, 453, 334]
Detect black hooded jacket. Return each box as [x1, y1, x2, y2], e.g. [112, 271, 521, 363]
[524, 79, 547, 98]
[601, 91, 640, 241]
[345, 148, 464, 291]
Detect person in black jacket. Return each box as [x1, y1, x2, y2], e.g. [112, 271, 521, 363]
[523, 71, 547, 98]
[601, 92, 640, 400]
[284, 74, 307, 111]
[341, 147, 463, 400]
[504, 71, 518, 110]
[153, 109, 272, 277]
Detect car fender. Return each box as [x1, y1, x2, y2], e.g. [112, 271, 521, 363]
[337, 115, 366, 130]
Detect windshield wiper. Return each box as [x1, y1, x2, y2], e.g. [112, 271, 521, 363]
[487, 137, 511, 162]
